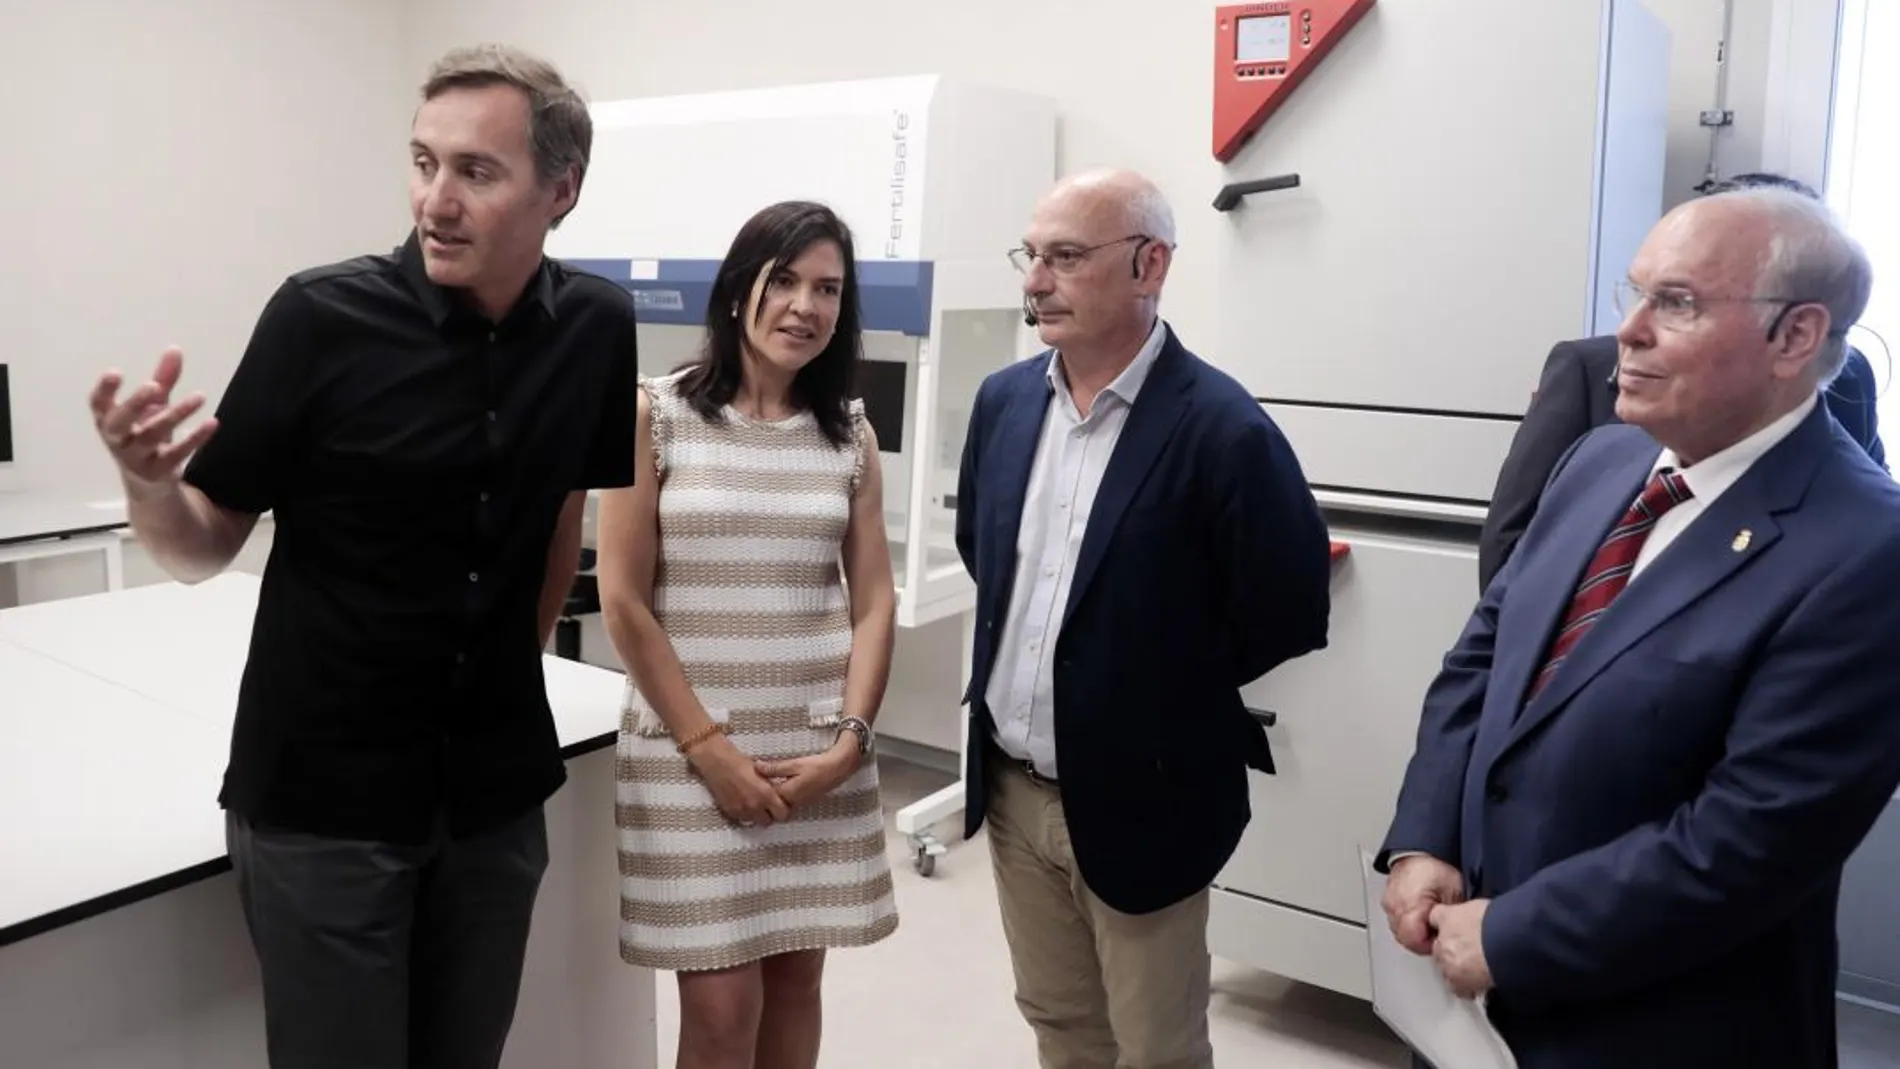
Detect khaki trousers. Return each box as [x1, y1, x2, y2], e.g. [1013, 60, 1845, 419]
[986, 754, 1215, 1069]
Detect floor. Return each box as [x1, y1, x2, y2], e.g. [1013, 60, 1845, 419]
[648, 756, 1900, 1068]
[1845, 1001, 1900, 1069]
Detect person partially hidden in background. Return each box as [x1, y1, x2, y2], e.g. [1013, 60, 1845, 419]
[954, 168, 1333, 1069]
[1379, 186, 1900, 1069]
[1477, 171, 1886, 592]
[86, 45, 640, 1069]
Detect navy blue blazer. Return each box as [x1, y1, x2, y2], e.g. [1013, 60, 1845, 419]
[1477, 334, 1885, 590]
[1381, 401, 1900, 1069]
[955, 325, 1332, 915]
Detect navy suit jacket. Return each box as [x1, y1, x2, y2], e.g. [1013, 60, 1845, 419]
[1477, 334, 1885, 590]
[955, 325, 1332, 915]
[1381, 401, 1900, 1069]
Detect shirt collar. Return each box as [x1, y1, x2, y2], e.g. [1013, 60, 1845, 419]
[1654, 391, 1818, 501]
[398, 228, 558, 328]
[1046, 317, 1167, 409]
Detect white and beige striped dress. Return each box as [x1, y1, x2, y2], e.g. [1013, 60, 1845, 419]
[615, 368, 899, 972]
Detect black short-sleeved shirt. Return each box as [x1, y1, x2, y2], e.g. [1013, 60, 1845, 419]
[185, 230, 640, 844]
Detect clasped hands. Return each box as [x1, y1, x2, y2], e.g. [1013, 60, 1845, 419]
[1381, 854, 1494, 999]
[686, 730, 861, 829]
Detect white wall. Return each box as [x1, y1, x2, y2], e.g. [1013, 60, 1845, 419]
[399, 0, 1229, 376]
[0, 0, 413, 502]
[0, 0, 413, 603]
[399, 0, 1791, 361]
[1649, 0, 1754, 206]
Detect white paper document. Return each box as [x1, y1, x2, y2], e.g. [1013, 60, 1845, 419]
[1360, 850, 1520, 1069]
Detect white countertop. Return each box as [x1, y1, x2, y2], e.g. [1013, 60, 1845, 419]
[0, 492, 128, 546]
[0, 571, 627, 945]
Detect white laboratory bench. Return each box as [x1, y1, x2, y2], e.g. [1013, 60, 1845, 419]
[0, 572, 656, 1069]
[0, 491, 129, 589]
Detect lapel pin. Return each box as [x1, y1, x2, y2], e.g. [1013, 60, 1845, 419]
[1732, 529, 1752, 553]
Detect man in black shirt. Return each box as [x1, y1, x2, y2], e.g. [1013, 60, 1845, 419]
[85, 44, 639, 1069]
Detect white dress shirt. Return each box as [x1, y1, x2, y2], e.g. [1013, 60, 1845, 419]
[987, 317, 1168, 779]
[1388, 391, 1819, 868]
[1629, 391, 1816, 580]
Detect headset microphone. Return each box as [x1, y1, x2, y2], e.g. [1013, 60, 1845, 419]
[1022, 297, 1039, 327]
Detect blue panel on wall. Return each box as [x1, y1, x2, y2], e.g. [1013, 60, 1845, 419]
[563, 258, 934, 336]
[562, 259, 634, 280]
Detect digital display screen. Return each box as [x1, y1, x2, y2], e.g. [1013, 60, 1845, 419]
[1236, 14, 1292, 63]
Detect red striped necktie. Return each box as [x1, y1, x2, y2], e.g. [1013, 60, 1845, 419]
[1527, 468, 1693, 700]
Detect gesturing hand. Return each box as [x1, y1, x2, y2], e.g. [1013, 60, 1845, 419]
[1382, 854, 1466, 955]
[90, 347, 218, 492]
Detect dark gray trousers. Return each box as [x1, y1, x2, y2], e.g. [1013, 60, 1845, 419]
[225, 806, 550, 1069]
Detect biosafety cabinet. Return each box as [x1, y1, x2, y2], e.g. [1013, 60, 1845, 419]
[1199, 0, 1670, 997]
[554, 75, 1057, 632]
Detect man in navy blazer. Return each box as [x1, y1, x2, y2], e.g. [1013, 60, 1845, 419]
[954, 168, 1331, 1069]
[1477, 172, 1886, 592]
[1378, 187, 1900, 1069]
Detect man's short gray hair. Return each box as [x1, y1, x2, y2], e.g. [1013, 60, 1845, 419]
[1124, 182, 1177, 248]
[1726, 187, 1874, 383]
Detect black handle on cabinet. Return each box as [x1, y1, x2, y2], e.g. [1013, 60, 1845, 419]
[1246, 706, 1278, 728]
[1212, 173, 1301, 212]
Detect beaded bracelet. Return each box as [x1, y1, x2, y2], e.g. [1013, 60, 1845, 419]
[675, 721, 728, 754]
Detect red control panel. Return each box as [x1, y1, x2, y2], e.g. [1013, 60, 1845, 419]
[1213, 0, 1375, 162]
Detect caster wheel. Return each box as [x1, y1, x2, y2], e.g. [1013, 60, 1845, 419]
[915, 850, 936, 877]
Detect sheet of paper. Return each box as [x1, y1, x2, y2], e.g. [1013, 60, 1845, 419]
[1360, 850, 1520, 1069]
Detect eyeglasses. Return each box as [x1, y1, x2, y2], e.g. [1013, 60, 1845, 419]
[1008, 234, 1150, 275]
[1613, 280, 1815, 335]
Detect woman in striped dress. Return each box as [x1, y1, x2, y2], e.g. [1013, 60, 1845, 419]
[595, 200, 900, 1068]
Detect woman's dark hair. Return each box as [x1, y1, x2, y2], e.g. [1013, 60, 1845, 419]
[675, 200, 863, 448]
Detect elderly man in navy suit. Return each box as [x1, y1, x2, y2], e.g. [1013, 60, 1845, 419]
[954, 168, 1332, 1069]
[1378, 187, 1900, 1069]
[1476, 172, 1886, 592]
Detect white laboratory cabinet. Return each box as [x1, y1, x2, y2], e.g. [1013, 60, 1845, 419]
[1209, 527, 1484, 998]
[1198, 0, 1671, 997]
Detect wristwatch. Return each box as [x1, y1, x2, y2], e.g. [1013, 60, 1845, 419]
[837, 716, 872, 756]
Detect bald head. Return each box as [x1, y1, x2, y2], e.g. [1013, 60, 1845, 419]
[1041, 168, 1179, 248]
[1016, 168, 1178, 366]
